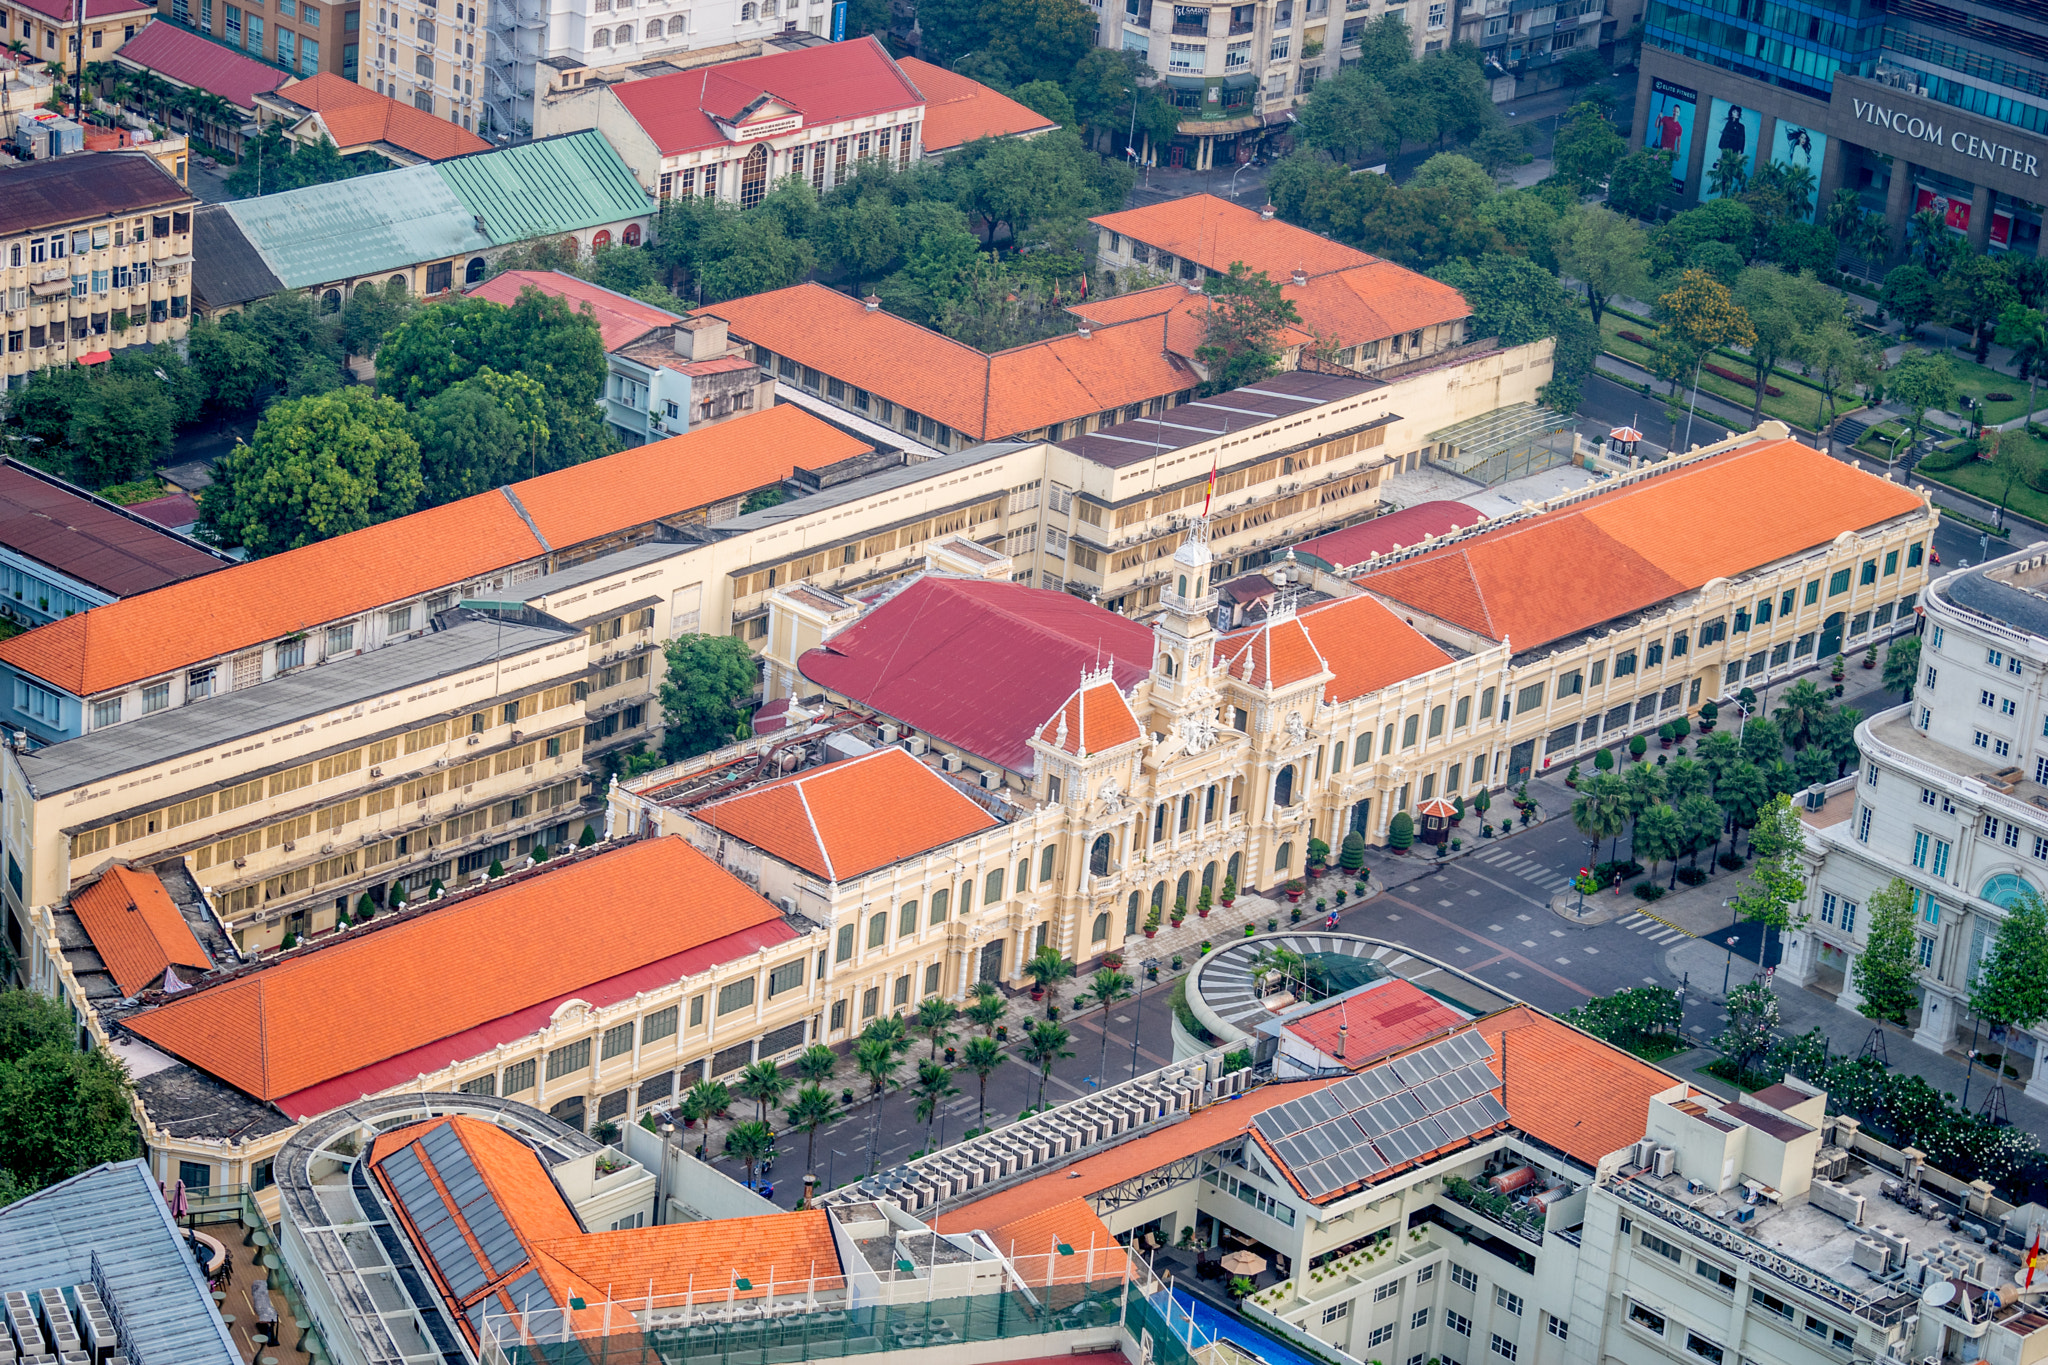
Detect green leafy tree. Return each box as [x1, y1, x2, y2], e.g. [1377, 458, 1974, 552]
[912, 1058, 959, 1152]
[1794, 317, 1880, 433]
[782, 1084, 838, 1187]
[1971, 890, 2048, 1037]
[722, 1119, 776, 1188]
[734, 1058, 790, 1122]
[1882, 636, 1921, 704]
[1732, 794, 1807, 937]
[959, 1034, 1006, 1135]
[66, 372, 177, 489]
[1475, 188, 1563, 272]
[1010, 79, 1076, 128]
[815, 195, 910, 295]
[1019, 1019, 1073, 1114]
[1853, 878, 1921, 1027]
[1294, 69, 1391, 163]
[0, 990, 139, 1195]
[1195, 262, 1303, 396]
[410, 368, 551, 506]
[657, 633, 757, 761]
[1653, 268, 1756, 405]
[1996, 302, 2048, 421]
[1430, 252, 1596, 410]
[1388, 810, 1415, 850]
[339, 278, 411, 360]
[225, 127, 375, 197]
[1938, 253, 2016, 361]
[1733, 267, 1836, 424]
[1556, 204, 1649, 332]
[1880, 264, 1938, 337]
[1886, 351, 1958, 455]
[1411, 151, 1496, 204]
[1606, 149, 1673, 221]
[198, 389, 423, 556]
[1550, 102, 1627, 194]
[915, 996, 960, 1059]
[1717, 979, 1780, 1082]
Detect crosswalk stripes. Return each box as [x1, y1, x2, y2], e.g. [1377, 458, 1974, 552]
[1619, 912, 1691, 945]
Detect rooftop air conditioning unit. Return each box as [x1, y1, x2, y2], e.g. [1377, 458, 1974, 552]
[1651, 1147, 1675, 1178]
[370, 767, 382, 778]
[978, 769, 999, 790]
[906, 735, 928, 756]
[940, 752, 961, 773]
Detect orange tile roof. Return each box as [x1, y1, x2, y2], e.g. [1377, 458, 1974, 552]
[67, 865, 211, 996]
[0, 405, 862, 698]
[1357, 439, 1926, 651]
[1213, 614, 1326, 691]
[700, 283, 1195, 441]
[691, 746, 998, 881]
[986, 1199, 1128, 1284]
[530, 1212, 843, 1303]
[1091, 195, 1373, 281]
[278, 72, 492, 160]
[931, 1079, 1343, 1235]
[897, 57, 1058, 153]
[1036, 678, 1141, 757]
[1286, 261, 1471, 345]
[1067, 285, 1316, 359]
[1290, 594, 1455, 703]
[124, 838, 787, 1106]
[465, 269, 680, 351]
[1486, 1006, 1675, 1168]
[511, 403, 860, 548]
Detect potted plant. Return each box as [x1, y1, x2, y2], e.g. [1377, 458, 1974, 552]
[1170, 895, 1188, 928]
[1698, 700, 1719, 732]
[1388, 811, 1415, 852]
[1340, 830, 1367, 876]
[1831, 653, 1847, 682]
[1629, 735, 1648, 762]
[1482, 822, 1494, 837]
[1307, 836, 1330, 875]
[1143, 906, 1162, 939]
[1284, 879, 1306, 902]
[1220, 874, 1237, 908]
[1671, 715, 1691, 744]
[841, 1088, 856, 1105]
[1146, 961, 1159, 981]
[1593, 746, 1615, 774]
[1451, 837, 1463, 851]
[1244, 924, 1257, 938]
[1316, 897, 1328, 916]
[1199, 941, 1211, 955]
[1334, 887, 1347, 906]
[1171, 953, 1185, 970]
[1290, 904, 1303, 922]
[1864, 643, 1878, 669]
[1658, 721, 1676, 749]
[1196, 884, 1213, 918]
[1266, 916, 1278, 932]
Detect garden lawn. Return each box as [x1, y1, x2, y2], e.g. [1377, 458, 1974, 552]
[1854, 420, 1910, 464]
[1915, 429, 2048, 525]
[1931, 352, 2037, 426]
[1598, 313, 1829, 432]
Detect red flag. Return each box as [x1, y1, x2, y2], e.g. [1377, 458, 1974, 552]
[1201, 455, 1218, 518]
[2027, 1229, 2040, 1288]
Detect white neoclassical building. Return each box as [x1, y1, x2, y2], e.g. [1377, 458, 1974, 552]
[1788, 543, 2048, 1105]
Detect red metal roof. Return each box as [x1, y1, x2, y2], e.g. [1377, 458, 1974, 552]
[0, 461, 226, 598]
[115, 21, 292, 111]
[1290, 501, 1485, 571]
[611, 36, 922, 157]
[10, 0, 151, 21]
[465, 269, 679, 352]
[797, 577, 1152, 774]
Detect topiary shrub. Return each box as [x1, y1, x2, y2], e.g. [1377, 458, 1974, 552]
[488, 858, 506, 879]
[532, 842, 550, 863]
[1388, 811, 1415, 850]
[1593, 747, 1615, 772]
[1340, 831, 1367, 871]
[1629, 735, 1648, 759]
[578, 823, 599, 847]
[281, 931, 299, 949]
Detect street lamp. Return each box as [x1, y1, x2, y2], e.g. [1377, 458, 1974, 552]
[1723, 935, 1738, 995]
[1228, 162, 1249, 199]
[1132, 957, 1160, 1078]
[828, 1147, 849, 1193]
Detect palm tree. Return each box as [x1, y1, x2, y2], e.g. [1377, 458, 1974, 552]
[782, 1083, 837, 1192]
[861, 1013, 911, 1057]
[1824, 187, 1863, 247]
[1618, 760, 1667, 846]
[911, 1058, 957, 1153]
[854, 1036, 902, 1175]
[915, 996, 959, 1059]
[1077, 967, 1134, 1079]
[1773, 679, 1831, 752]
[723, 1119, 776, 1190]
[1571, 772, 1628, 864]
[1696, 730, 1742, 787]
[959, 1035, 1006, 1136]
[1019, 1020, 1073, 1115]
[1633, 802, 1684, 888]
[1662, 756, 1711, 807]
[681, 1078, 731, 1159]
[965, 983, 1007, 1038]
[794, 1043, 839, 1086]
[1999, 304, 2048, 425]
[1706, 147, 1748, 200]
[1678, 791, 1725, 873]
[734, 1059, 789, 1123]
[1856, 211, 1892, 274]
[1717, 760, 1769, 854]
[1022, 945, 1074, 1011]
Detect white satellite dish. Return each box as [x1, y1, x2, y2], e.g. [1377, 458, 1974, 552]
[1922, 1280, 1957, 1309]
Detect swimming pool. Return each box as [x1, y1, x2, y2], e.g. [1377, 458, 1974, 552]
[1150, 1288, 1336, 1365]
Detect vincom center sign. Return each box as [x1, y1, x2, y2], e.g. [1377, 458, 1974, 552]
[1851, 97, 2043, 178]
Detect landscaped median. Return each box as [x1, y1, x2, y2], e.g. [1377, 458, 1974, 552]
[1598, 311, 1835, 434]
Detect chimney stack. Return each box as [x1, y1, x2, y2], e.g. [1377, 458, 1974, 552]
[1335, 1023, 1347, 1059]
[1259, 203, 1276, 220]
[1290, 268, 1308, 286]
[1076, 322, 1091, 339]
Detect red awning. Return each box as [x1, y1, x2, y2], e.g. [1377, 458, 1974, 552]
[78, 350, 113, 365]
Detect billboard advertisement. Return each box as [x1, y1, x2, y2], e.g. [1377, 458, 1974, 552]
[1915, 186, 1971, 233]
[1769, 120, 1827, 220]
[831, 0, 845, 38]
[1646, 77, 1696, 194]
[1701, 97, 1761, 202]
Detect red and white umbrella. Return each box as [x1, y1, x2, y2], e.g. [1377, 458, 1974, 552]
[1609, 426, 1643, 443]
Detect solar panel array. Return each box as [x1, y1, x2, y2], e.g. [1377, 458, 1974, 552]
[1253, 1031, 1509, 1199]
[382, 1122, 531, 1308]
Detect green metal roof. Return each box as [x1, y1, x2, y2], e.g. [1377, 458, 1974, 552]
[223, 131, 651, 290]
[434, 131, 653, 245]
[224, 163, 488, 290]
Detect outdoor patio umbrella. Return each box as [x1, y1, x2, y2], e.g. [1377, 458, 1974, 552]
[1219, 1250, 1267, 1276]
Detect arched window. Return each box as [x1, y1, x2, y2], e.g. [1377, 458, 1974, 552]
[1125, 892, 1140, 935]
[740, 2, 753, 19]
[416, 17, 435, 41]
[1983, 874, 2039, 908]
[1091, 912, 1109, 943]
[739, 141, 770, 209]
[320, 288, 341, 313]
[930, 888, 950, 923]
[591, 229, 612, 250]
[1175, 870, 1192, 908]
[1151, 880, 1166, 910]
[1202, 861, 1217, 892]
[1090, 833, 1113, 876]
[1275, 841, 1293, 873]
[621, 223, 641, 246]
[1152, 803, 1167, 843]
[388, 273, 408, 292]
[593, 25, 610, 42]
[1274, 763, 1296, 808]
[464, 256, 487, 283]
[762, 0, 777, 13]
[1227, 852, 1242, 887]
[667, 14, 685, 31]
[984, 867, 1004, 904]
[647, 18, 662, 36]
[561, 235, 580, 260]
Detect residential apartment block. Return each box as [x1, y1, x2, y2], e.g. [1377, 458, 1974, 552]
[364, 0, 488, 128]
[0, 152, 196, 389]
[1790, 545, 2048, 1106]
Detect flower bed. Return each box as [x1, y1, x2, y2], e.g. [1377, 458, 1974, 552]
[1618, 330, 1649, 345]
